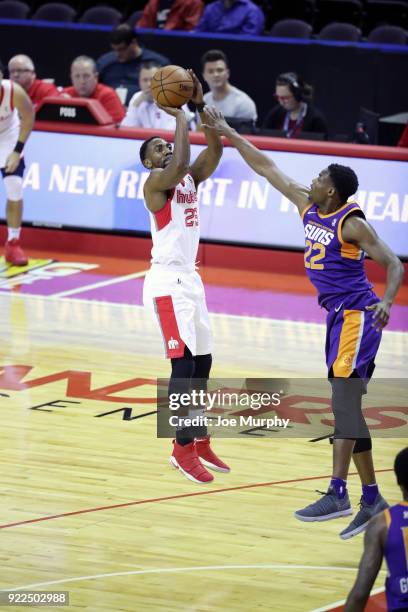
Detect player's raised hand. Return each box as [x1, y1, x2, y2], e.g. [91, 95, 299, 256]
[187, 69, 204, 105]
[365, 300, 391, 331]
[202, 106, 231, 135]
[157, 103, 185, 118]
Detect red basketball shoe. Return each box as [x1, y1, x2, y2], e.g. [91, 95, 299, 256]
[195, 436, 231, 473]
[170, 440, 214, 484]
[5, 239, 28, 266]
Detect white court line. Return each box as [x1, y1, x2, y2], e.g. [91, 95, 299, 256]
[1, 290, 326, 326]
[1, 564, 387, 592]
[309, 585, 385, 612]
[50, 269, 148, 298]
[0, 291, 407, 337]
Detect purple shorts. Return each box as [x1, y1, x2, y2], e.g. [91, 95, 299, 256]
[326, 291, 382, 378]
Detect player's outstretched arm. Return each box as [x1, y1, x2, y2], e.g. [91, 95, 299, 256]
[203, 106, 310, 213]
[146, 108, 190, 197]
[342, 215, 404, 330]
[4, 83, 34, 174]
[344, 514, 386, 612]
[188, 70, 223, 186]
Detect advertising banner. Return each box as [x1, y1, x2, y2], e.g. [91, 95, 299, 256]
[1, 131, 406, 256]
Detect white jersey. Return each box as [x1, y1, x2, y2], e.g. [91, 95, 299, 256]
[147, 173, 199, 269]
[0, 80, 20, 167]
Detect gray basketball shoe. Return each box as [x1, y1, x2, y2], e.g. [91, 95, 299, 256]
[339, 494, 389, 540]
[294, 488, 353, 522]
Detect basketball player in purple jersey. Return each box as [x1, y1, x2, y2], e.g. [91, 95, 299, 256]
[345, 447, 408, 611]
[203, 106, 404, 538]
[141, 72, 229, 484]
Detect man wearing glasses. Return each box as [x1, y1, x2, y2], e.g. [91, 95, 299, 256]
[262, 71, 328, 139]
[8, 55, 59, 109]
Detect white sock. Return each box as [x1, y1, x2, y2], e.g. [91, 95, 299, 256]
[8, 227, 21, 241]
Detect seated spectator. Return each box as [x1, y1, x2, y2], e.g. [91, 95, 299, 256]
[120, 61, 195, 129]
[97, 24, 169, 105]
[137, 0, 204, 31]
[398, 121, 408, 147]
[196, 0, 264, 36]
[201, 49, 257, 124]
[262, 72, 328, 138]
[8, 54, 58, 109]
[62, 56, 125, 124]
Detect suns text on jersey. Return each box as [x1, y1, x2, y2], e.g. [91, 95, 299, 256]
[304, 223, 335, 246]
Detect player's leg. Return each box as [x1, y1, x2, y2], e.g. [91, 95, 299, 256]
[295, 306, 388, 532]
[168, 344, 214, 484]
[352, 447, 375, 485]
[169, 346, 216, 483]
[145, 271, 215, 483]
[338, 313, 388, 538]
[294, 308, 355, 523]
[2, 160, 28, 266]
[192, 277, 230, 473]
[332, 439, 355, 481]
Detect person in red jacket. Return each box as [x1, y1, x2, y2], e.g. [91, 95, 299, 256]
[137, 0, 203, 31]
[8, 54, 58, 110]
[62, 55, 125, 124]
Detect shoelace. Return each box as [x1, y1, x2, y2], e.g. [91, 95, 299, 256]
[357, 498, 364, 510]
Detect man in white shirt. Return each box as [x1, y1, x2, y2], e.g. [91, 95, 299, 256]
[201, 49, 257, 125]
[120, 61, 195, 130]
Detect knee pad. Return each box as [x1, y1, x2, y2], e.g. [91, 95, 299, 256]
[3, 175, 23, 201]
[353, 437, 372, 454]
[331, 377, 369, 439]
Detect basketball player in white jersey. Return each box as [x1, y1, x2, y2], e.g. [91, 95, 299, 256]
[142, 70, 228, 484]
[0, 59, 34, 265]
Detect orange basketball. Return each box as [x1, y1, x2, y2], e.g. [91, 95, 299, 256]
[151, 65, 194, 108]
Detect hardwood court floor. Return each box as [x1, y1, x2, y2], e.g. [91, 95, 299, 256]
[0, 256, 407, 611]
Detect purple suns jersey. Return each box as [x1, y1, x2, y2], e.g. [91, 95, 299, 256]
[301, 202, 373, 309]
[384, 503, 408, 611]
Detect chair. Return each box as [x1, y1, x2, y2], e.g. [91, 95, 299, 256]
[0, 0, 29, 17]
[315, 0, 363, 30]
[80, 5, 122, 25]
[31, 2, 76, 21]
[127, 9, 142, 28]
[365, 1, 408, 33]
[270, 18, 313, 38]
[318, 21, 361, 41]
[266, 0, 316, 29]
[368, 25, 407, 44]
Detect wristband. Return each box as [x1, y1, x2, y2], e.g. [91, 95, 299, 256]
[195, 103, 205, 113]
[14, 141, 25, 154]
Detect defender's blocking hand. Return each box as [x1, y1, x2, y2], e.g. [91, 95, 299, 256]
[202, 106, 232, 136]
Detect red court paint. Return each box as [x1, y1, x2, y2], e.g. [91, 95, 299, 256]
[0, 469, 392, 530]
